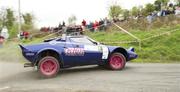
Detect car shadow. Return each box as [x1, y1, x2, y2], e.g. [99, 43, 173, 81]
[0, 65, 133, 84]
[60, 66, 105, 74]
[59, 65, 132, 76]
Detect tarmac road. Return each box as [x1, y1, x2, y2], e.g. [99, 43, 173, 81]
[0, 62, 180, 92]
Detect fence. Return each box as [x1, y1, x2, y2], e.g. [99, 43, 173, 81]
[105, 23, 179, 50]
[100, 24, 180, 62]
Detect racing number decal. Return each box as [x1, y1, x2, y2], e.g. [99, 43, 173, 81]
[101, 45, 109, 59]
[64, 48, 84, 56]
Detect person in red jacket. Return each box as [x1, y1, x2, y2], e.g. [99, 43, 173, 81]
[82, 19, 86, 27]
[93, 21, 99, 31]
[82, 19, 87, 31]
[23, 31, 29, 39]
[0, 36, 4, 45]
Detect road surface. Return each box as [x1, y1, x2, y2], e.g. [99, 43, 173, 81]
[0, 62, 180, 92]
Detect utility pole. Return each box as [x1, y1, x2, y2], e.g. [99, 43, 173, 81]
[18, 0, 21, 35]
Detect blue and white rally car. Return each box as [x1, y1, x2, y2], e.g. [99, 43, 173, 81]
[19, 34, 137, 77]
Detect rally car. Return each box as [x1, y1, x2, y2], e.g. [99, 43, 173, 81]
[19, 34, 137, 77]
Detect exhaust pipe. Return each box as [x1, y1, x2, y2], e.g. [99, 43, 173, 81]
[24, 63, 34, 67]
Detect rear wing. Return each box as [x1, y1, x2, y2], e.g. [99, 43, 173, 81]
[19, 44, 29, 51]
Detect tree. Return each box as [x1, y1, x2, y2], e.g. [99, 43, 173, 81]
[23, 13, 33, 25]
[141, 8, 147, 16]
[145, 3, 155, 15]
[5, 8, 15, 30]
[175, 0, 180, 6]
[154, 0, 162, 11]
[68, 15, 77, 25]
[161, 0, 169, 6]
[154, 0, 170, 11]
[109, 5, 122, 18]
[122, 9, 130, 20]
[131, 6, 140, 17]
[22, 13, 34, 30]
[0, 11, 3, 28]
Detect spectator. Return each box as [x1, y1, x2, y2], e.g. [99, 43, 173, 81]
[82, 19, 87, 31]
[147, 13, 153, 23]
[23, 31, 29, 39]
[104, 17, 108, 27]
[0, 36, 4, 46]
[161, 6, 167, 16]
[0, 26, 9, 39]
[82, 19, 86, 27]
[89, 22, 94, 32]
[98, 19, 104, 31]
[58, 22, 62, 29]
[62, 21, 66, 27]
[93, 21, 99, 31]
[175, 6, 180, 15]
[20, 31, 24, 39]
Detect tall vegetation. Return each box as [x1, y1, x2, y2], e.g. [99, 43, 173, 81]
[145, 3, 155, 15]
[122, 9, 130, 20]
[108, 0, 173, 19]
[4, 8, 15, 30]
[68, 15, 77, 25]
[22, 13, 34, 30]
[131, 6, 140, 17]
[109, 5, 122, 18]
[0, 8, 34, 38]
[175, 0, 180, 6]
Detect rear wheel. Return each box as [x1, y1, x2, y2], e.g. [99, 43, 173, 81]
[38, 56, 60, 78]
[108, 53, 126, 70]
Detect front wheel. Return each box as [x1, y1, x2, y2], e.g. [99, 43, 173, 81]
[108, 53, 126, 70]
[38, 56, 60, 78]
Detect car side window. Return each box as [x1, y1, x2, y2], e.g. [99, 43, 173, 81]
[70, 37, 94, 45]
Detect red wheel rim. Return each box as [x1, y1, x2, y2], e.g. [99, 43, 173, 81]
[110, 54, 125, 69]
[40, 59, 58, 76]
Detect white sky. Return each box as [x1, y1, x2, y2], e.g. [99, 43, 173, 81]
[0, 0, 156, 28]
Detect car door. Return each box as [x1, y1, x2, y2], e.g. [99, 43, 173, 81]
[69, 37, 103, 65]
[61, 42, 78, 67]
[82, 44, 102, 65]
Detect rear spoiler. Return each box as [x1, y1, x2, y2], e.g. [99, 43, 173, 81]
[19, 44, 29, 51]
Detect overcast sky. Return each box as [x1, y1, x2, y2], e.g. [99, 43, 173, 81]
[0, 0, 156, 28]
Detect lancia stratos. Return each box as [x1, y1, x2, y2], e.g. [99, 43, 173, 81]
[19, 34, 137, 77]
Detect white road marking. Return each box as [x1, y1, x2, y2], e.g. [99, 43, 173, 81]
[0, 86, 10, 90]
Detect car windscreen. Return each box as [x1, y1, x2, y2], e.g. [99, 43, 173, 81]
[70, 37, 95, 45]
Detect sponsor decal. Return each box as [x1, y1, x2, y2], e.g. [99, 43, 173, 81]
[25, 52, 35, 56]
[100, 45, 109, 59]
[64, 48, 84, 56]
[84, 45, 109, 59]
